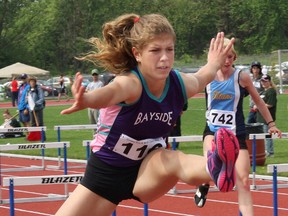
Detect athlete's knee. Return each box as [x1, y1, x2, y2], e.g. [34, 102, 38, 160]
[154, 149, 181, 174]
[237, 175, 250, 191]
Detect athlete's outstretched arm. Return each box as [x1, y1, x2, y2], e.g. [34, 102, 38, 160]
[61, 72, 141, 115]
[181, 32, 235, 98]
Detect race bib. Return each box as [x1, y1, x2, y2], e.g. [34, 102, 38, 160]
[113, 134, 166, 160]
[207, 109, 236, 128]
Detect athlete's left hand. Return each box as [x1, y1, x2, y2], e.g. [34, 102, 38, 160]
[268, 126, 282, 138]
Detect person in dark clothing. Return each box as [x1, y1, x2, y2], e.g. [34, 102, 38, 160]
[246, 61, 263, 123]
[57, 75, 70, 101]
[255, 74, 278, 157]
[28, 76, 46, 140]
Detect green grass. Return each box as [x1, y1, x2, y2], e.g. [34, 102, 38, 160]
[1, 94, 288, 176]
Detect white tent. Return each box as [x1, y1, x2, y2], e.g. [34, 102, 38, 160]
[0, 62, 50, 78]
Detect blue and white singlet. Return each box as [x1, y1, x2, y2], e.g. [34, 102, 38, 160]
[205, 69, 247, 135]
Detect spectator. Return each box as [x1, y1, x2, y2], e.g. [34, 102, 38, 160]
[17, 73, 30, 127]
[247, 61, 263, 123]
[0, 109, 23, 138]
[11, 76, 19, 107]
[28, 76, 46, 140]
[86, 69, 104, 131]
[28, 77, 45, 124]
[255, 74, 278, 157]
[57, 75, 70, 101]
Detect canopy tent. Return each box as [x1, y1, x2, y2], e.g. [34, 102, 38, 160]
[0, 62, 49, 78]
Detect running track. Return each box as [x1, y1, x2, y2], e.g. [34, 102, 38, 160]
[0, 155, 288, 215]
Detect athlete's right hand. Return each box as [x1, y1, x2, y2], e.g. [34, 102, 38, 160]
[61, 72, 86, 115]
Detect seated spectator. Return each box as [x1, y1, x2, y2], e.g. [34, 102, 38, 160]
[0, 109, 23, 138]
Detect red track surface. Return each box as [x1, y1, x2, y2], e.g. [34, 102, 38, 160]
[0, 156, 288, 216]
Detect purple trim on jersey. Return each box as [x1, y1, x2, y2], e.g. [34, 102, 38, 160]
[93, 68, 186, 167]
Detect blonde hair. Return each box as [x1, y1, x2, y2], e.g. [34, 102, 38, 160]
[224, 37, 237, 61]
[78, 14, 176, 74]
[269, 79, 277, 91]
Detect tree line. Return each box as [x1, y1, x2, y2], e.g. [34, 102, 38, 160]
[0, 0, 287, 75]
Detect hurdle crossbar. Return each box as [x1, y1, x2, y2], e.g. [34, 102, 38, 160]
[2, 174, 83, 187]
[54, 124, 97, 131]
[167, 133, 288, 194]
[167, 135, 202, 194]
[249, 132, 288, 140]
[0, 126, 46, 143]
[168, 135, 202, 143]
[0, 126, 46, 133]
[1, 174, 83, 216]
[0, 142, 70, 173]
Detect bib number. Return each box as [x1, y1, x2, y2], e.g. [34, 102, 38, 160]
[207, 109, 235, 128]
[113, 134, 166, 160]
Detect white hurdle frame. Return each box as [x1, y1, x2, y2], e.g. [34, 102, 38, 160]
[1, 174, 83, 216]
[52, 125, 97, 169]
[0, 126, 46, 134]
[167, 135, 213, 194]
[0, 142, 70, 214]
[0, 142, 70, 173]
[248, 133, 288, 190]
[167, 133, 288, 194]
[0, 126, 46, 142]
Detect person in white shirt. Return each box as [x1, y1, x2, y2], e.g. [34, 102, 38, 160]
[86, 69, 104, 130]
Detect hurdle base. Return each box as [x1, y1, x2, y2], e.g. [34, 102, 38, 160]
[46, 165, 64, 170]
[167, 186, 220, 195]
[1, 195, 68, 204]
[46, 164, 86, 170]
[249, 174, 288, 182]
[251, 184, 288, 190]
[0, 166, 44, 173]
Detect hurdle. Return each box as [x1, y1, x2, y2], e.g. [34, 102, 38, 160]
[51, 125, 97, 169]
[2, 173, 149, 216]
[1, 174, 83, 216]
[267, 164, 288, 216]
[0, 141, 70, 173]
[167, 133, 288, 194]
[248, 132, 288, 190]
[166, 135, 215, 194]
[0, 126, 47, 171]
[0, 126, 46, 141]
